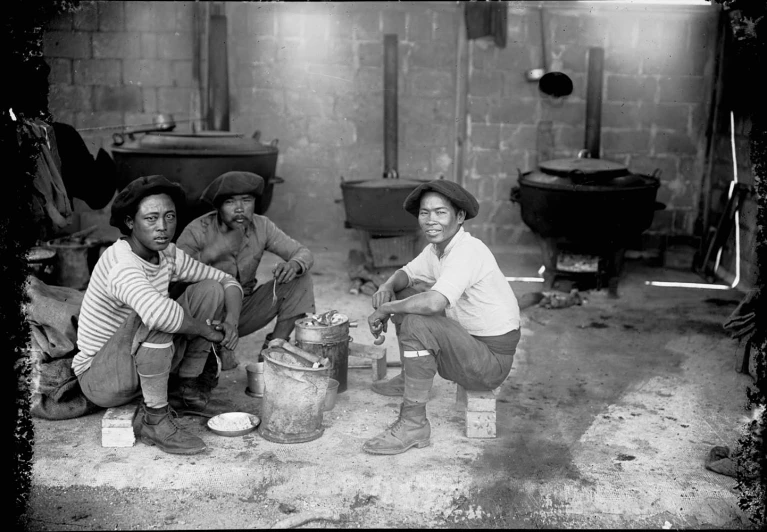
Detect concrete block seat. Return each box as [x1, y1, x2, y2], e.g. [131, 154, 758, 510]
[455, 384, 500, 438]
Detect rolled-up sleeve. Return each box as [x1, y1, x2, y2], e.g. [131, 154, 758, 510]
[263, 218, 314, 274]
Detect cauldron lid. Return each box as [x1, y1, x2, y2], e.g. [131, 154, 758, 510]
[538, 158, 629, 179]
[117, 131, 277, 154]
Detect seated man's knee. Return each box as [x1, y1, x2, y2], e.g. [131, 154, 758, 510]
[194, 279, 225, 303]
[400, 314, 432, 336]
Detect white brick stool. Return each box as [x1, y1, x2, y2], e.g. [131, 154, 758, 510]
[349, 342, 388, 381]
[455, 384, 499, 438]
[101, 402, 140, 447]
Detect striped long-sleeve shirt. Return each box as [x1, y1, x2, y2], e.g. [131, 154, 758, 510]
[73, 239, 242, 376]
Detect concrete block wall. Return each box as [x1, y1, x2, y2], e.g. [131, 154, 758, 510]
[44, 1, 460, 245]
[225, 1, 460, 243]
[464, 2, 719, 247]
[44, 1, 200, 157]
[43, 1, 726, 254]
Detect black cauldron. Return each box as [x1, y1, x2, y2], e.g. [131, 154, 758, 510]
[510, 157, 664, 293]
[112, 130, 282, 232]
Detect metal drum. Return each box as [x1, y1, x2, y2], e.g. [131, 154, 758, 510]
[294, 314, 351, 394]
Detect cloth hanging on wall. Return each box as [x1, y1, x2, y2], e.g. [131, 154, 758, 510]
[22, 119, 73, 238]
[465, 2, 508, 48]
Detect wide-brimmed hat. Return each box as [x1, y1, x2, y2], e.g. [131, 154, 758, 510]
[403, 179, 479, 220]
[110, 175, 185, 235]
[201, 171, 265, 206]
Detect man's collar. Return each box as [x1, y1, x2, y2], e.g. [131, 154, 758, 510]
[430, 226, 466, 257]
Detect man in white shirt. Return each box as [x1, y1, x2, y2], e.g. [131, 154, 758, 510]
[364, 179, 521, 455]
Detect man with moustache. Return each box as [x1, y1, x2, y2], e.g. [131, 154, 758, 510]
[175, 171, 315, 375]
[73, 175, 243, 455]
[363, 179, 521, 455]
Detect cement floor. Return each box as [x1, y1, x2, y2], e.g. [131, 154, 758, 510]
[25, 242, 756, 529]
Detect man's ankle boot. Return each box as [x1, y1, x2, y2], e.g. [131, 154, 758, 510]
[134, 403, 207, 455]
[362, 403, 431, 455]
[169, 378, 210, 412]
[371, 372, 405, 396]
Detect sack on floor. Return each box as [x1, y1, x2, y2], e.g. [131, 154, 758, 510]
[24, 276, 100, 420]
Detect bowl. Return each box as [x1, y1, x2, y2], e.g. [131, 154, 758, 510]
[207, 412, 260, 437]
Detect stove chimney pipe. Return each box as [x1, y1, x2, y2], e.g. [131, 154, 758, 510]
[383, 34, 398, 178]
[584, 47, 604, 159]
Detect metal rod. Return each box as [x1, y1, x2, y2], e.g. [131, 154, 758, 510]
[207, 9, 230, 131]
[584, 47, 604, 158]
[383, 34, 398, 178]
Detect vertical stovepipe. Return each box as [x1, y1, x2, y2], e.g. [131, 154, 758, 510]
[584, 47, 604, 159]
[383, 34, 398, 178]
[207, 4, 230, 131]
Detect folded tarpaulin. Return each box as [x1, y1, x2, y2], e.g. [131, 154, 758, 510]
[465, 2, 508, 48]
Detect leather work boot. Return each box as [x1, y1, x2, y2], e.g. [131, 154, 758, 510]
[133, 403, 207, 455]
[168, 378, 210, 412]
[363, 403, 431, 455]
[370, 372, 404, 397]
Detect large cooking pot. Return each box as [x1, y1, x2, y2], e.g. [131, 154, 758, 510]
[510, 158, 663, 248]
[111, 130, 283, 231]
[341, 174, 429, 235]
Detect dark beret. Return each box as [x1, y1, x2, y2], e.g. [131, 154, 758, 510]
[403, 179, 479, 220]
[110, 175, 186, 235]
[201, 171, 265, 206]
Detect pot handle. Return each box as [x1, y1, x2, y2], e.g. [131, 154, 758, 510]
[654, 201, 666, 211]
[510, 186, 521, 204]
[652, 168, 662, 179]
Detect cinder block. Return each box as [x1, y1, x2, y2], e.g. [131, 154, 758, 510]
[101, 428, 136, 448]
[93, 86, 143, 113]
[157, 32, 194, 60]
[101, 403, 139, 448]
[349, 342, 387, 381]
[93, 32, 141, 60]
[74, 59, 122, 86]
[456, 384, 498, 412]
[43, 32, 91, 59]
[466, 411, 496, 438]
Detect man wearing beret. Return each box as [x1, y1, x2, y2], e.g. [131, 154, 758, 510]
[175, 171, 315, 372]
[73, 175, 243, 455]
[363, 179, 521, 455]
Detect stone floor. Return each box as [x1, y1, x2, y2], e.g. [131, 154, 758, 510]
[24, 241, 757, 530]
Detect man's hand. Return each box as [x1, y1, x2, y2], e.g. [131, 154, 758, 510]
[211, 319, 239, 350]
[203, 321, 225, 344]
[273, 260, 300, 284]
[367, 308, 390, 337]
[372, 285, 396, 309]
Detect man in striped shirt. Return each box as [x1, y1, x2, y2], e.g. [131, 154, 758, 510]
[74, 175, 243, 455]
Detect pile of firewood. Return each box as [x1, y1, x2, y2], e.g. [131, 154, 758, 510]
[347, 249, 389, 296]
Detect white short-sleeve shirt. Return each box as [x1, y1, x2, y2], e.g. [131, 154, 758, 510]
[401, 227, 520, 336]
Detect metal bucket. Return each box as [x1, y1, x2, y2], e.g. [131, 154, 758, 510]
[44, 240, 98, 290]
[258, 348, 329, 444]
[295, 316, 350, 394]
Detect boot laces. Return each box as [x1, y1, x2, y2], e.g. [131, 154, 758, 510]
[387, 417, 406, 436]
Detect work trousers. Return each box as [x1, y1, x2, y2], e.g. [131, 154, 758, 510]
[77, 280, 225, 408]
[392, 287, 520, 393]
[237, 273, 316, 337]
